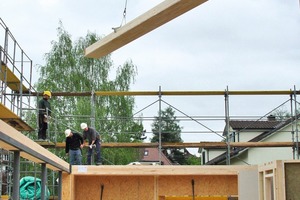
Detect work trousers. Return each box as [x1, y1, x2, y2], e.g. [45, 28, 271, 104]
[87, 140, 101, 165]
[69, 149, 82, 165]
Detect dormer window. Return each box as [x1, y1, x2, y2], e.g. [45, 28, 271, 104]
[144, 150, 149, 156]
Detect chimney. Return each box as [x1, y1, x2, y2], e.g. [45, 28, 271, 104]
[267, 115, 276, 121]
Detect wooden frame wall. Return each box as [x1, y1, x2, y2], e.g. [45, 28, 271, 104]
[258, 160, 300, 200]
[62, 165, 257, 200]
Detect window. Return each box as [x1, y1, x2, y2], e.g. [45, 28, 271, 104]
[144, 150, 149, 156]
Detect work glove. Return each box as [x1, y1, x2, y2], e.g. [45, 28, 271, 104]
[89, 144, 93, 149]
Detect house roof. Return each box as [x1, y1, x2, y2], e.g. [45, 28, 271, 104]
[139, 148, 173, 165]
[229, 120, 284, 130]
[206, 117, 295, 165]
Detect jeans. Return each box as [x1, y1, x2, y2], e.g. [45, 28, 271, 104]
[69, 149, 82, 165]
[87, 140, 101, 165]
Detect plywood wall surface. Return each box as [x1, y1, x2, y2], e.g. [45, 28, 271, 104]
[74, 176, 155, 200]
[72, 175, 237, 200]
[158, 175, 237, 196]
[62, 172, 73, 200]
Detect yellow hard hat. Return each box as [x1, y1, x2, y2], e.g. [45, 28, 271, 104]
[43, 91, 52, 98]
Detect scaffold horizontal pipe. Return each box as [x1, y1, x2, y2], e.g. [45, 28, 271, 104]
[29, 90, 300, 97]
[52, 142, 295, 148]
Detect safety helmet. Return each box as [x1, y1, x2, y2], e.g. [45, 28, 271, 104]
[80, 123, 88, 130]
[43, 91, 52, 98]
[65, 129, 71, 137]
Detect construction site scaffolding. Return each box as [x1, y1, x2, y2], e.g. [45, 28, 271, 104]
[1, 16, 300, 199]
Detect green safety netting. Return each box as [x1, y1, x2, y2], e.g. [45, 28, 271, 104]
[19, 176, 50, 200]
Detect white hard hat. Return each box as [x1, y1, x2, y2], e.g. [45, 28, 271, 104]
[80, 123, 87, 130]
[65, 129, 71, 137]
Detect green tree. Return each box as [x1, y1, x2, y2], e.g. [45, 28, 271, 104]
[151, 106, 188, 164]
[186, 155, 201, 165]
[32, 21, 144, 165]
[151, 106, 183, 143]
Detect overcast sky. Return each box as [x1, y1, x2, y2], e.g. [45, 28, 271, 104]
[2, 0, 300, 154]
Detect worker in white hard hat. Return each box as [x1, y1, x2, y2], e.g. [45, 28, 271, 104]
[38, 91, 52, 140]
[80, 123, 102, 165]
[65, 129, 83, 165]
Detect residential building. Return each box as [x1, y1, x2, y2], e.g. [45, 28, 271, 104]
[201, 115, 299, 165]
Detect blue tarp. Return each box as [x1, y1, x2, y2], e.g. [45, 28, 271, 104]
[19, 176, 50, 200]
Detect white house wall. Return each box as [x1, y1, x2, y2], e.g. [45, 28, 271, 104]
[203, 149, 226, 164]
[231, 124, 296, 165]
[236, 130, 262, 142]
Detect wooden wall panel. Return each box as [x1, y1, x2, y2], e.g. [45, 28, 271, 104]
[62, 172, 73, 200]
[74, 176, 155, 200]
[158, 175, 237, 197]
[72, 175, 237, 199]
[64, 165, 257, 199]
[285, 163, 300, 199]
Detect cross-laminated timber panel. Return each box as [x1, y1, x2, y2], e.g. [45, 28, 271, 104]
[62, 165, 257, 200]
[0, 119, 69, 172]
[85, 0, 208, 58]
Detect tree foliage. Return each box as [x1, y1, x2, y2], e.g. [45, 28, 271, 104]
[32, 21, 144, 165]
[151, 106, 183, 143]
[151, 106, 190, 164]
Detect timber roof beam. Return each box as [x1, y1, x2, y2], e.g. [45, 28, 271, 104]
[85, 0, 208, 58]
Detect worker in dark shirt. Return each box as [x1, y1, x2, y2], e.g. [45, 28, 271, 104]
[38, 91, 52, 140]
[65, 129, 83, 165]
[80, 123, 102, 165]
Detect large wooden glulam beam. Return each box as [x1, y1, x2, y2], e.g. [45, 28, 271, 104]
[52, 142, 295, 149]
[85, 0, 208, 58]
[0, 120, 69, 172]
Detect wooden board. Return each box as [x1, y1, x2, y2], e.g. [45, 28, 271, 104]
[85, 0, 208, 58]
[1, 63, 29, 92]
[53, 141, 295, 149]
[284, 163, 300, 199]
[0, 103, 34, 131]
[71, 165, 256, 176]
[73, 175, 236, 200]
[0, 119, 69, 172]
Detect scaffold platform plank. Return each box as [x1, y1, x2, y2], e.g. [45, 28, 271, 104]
[0, 103, 34, 131]
[53, 141, 295, 149]
[85, 0, 208, 58]
[35, 140, 56, 148]
[1, 62, 29, 92]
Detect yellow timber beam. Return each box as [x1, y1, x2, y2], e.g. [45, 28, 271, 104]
[1, 63, 29, 92]
[0, 103, 34, 131]
[85, 0, 208, 58]
[52, 142, 295, 149]
[31, 90, 300, 97]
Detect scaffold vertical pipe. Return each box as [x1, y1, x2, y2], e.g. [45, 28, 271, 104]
[91, 90, 96, 128]
[91, 90, 96, 165]
[3, 27, 8, 63]
[158, 86, 162, 165]
[29, 60, 33, 92]
[12, 151, 20, 200]
[293, 86, 299, 159]
[290, 93, 295, 159]
[225, 86, 231, 165]
[41, 163, 47, 200]
[19, 50, 24, 117]
[58, 171, 62, 200]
